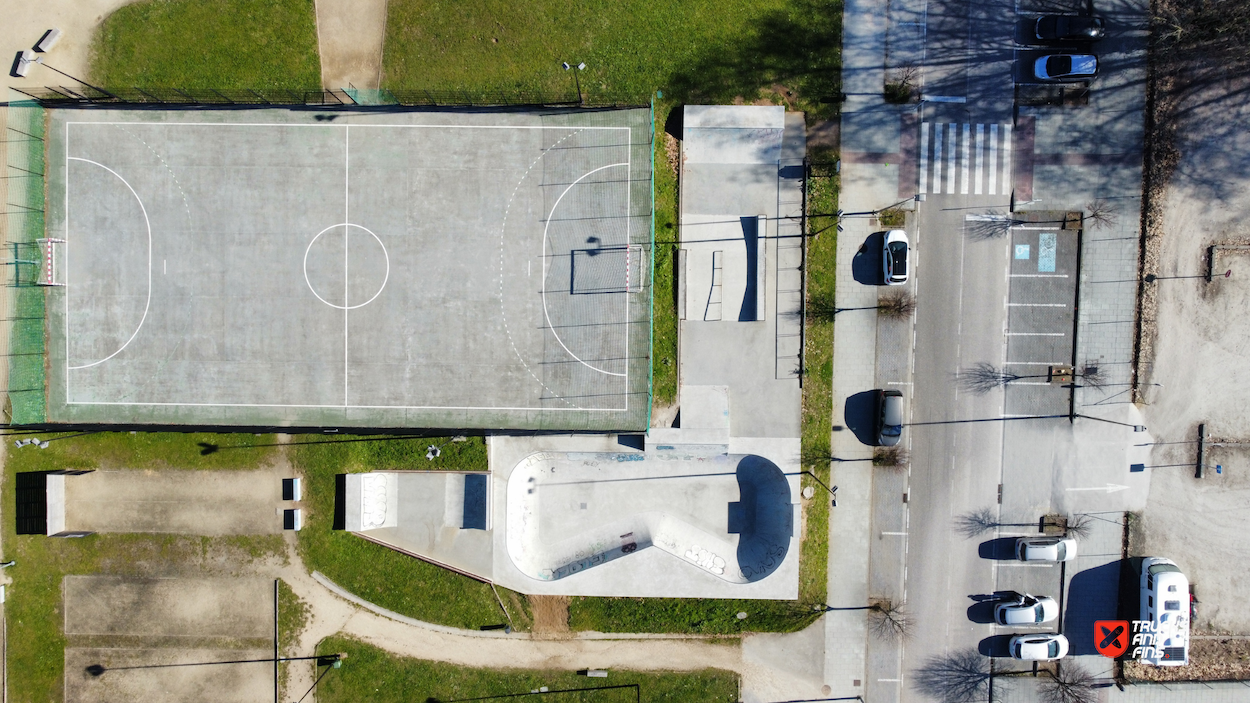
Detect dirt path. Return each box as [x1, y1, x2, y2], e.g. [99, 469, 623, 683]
[1, 0, 140, 99]
[313, 0, 387, 90]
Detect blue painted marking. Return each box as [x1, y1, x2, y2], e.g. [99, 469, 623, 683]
[1130, 463, 1145, 473]
[1038, 233, 1057, 272]
[1015, 244, 1031, 260]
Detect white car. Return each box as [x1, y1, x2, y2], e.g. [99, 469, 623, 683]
[1009, 633, 1069, 661]
[1016, 536, 1077, 562]
[1033, 54, 1098, 81]
[995, 594, 1059, 625]
[883, 229, 909, 285]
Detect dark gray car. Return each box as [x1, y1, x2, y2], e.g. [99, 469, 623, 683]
[877, 389, 904, 446]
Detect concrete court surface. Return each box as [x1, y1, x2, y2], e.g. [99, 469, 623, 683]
[42, 106, 652, 431]
[64, 575, 272, 638]
[65, 647, 271, 703]
[63, 469, 283, 534]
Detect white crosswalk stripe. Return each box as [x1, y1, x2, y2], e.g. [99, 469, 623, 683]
[917, 122, 1012, 196]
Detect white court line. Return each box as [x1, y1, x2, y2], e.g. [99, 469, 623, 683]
[932, 124, 943, 193]
[67, 121, 629, 131]
[918, 123, 929, 194]
[344, 125, 350, 407]
[64, 400, 626, 411]
[946, 124, 956, 194]
[542, 162, 630, 377]
[974, 125, 984, 194]
[960, 124, 970, 194]
[988, 124, 998, 195]
[625, 128, 631, 411]
[65, 157, 152, 371]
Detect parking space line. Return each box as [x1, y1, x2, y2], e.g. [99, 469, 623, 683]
[1004, 361, 1066, 365]
[961, 124, 971, 194]
[881, 531, 908, 536]
[1006, 381, 1050, 385]
[988, 124, 998, 195]
[998, 563, 1056, 568]
[1007, 303, 1066, 307]
[1010, 274, 1068, 278]
[1006, 332, 1065, 336]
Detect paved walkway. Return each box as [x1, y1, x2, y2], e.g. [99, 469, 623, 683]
[314, 0, 387, 90]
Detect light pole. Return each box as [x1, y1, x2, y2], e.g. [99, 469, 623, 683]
[561, 61, 586, 104]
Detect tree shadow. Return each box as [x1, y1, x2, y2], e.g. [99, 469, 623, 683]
[852, 232, 885, 286]
[842, 390, 879, 446]
[662, 0, 844, 118]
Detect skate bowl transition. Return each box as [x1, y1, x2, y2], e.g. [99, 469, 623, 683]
[506, 451, 796, 584]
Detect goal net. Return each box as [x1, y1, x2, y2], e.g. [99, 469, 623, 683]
[36, 238, 66, 286]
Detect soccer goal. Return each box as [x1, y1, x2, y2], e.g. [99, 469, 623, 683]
[36, 238, 66, 286]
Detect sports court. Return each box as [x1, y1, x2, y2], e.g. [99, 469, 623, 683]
[41, 106, 653, 430]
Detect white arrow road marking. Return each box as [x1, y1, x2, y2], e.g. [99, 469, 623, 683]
[1066, 484, 1129, 494]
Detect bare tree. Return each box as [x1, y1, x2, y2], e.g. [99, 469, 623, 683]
[873, 445, 910, 468]
[958, 362, 1024, 395]
[966, 212, 1023, 240]
[868, 598, 912, 642]
[1063, 513, 1094, 540]
[912, 649, 997, 703]
[1076, 363, 1106, 389]
[955, 507, 1000, 539]
[1039, 662, 1098, 703]
[1083, 199, 1119, 230]
[878, 291, 917, 318]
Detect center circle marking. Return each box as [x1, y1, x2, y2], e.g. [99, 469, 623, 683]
[303, 222, 390, 310]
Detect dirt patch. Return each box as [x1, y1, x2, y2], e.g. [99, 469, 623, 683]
[651, 400, 679, 429]
[663, 133, 680, 177]
[529, 595, 570, 636]
[64, 576, 273, 638]
[1124, 638, 1250, 682]
[65, 647, 272, 703]
[806, 120, 839, 151]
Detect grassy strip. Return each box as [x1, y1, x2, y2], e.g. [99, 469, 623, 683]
[382, 0, 842, 118]
[652, 102, 680, 407]
[90, 0, 321, 89]
[567, 597, 816, 635]
[314, 635, 739, 703]
[799, 148, 839, 605]
[291, 435, 525, 630]
[2, 432, 285, 700]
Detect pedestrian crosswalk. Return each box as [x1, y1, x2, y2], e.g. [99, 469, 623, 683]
[918, 122, 1012, 196]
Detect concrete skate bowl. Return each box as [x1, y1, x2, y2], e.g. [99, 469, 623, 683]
[506, 451, 794, 584]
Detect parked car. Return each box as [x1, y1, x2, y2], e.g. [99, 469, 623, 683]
[995, 594, 1059, 625]
[1015, 536, 1077, 562]
[883, 229, 909, 285]
[1033, 54, 1098, 81]
[876, 389, 904, 446]
[1034, 15, 1105, 42]
[1009, 633, 1069, 661]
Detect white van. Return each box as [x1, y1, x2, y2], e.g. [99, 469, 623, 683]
[1137, 557, 1189, 666]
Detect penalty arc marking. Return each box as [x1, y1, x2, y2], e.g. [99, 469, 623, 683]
[66, 157, 152, 371]
[541, 161, 630, 378]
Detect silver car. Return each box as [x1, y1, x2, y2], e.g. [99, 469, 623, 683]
[1016, 536, 1077, 562]
[877, 389, 904, 446]
[995, 594, 1059, 625]
[1010, 633, 1069, 661]
[883, 229, 909, 285]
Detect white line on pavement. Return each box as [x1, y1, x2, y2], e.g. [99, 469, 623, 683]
[1001, 123, 1013, 197]
[1005, 332, 1066, 336]
[881, 531, 908, 536]
[946, 124, 957, 194]
[1008, 303, 1067, 307]
[988, 124, 998, 195]
[961, 124, 971, 194]
[1010, 274, 1069, 278]
[919, 124, 929, 194]
[974, 124, 984, 194]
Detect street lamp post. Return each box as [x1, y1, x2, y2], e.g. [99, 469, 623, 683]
[561, 61, 586, 104]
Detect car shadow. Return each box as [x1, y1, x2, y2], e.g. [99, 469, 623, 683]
[851, 232, 885, 286]
[978, 634, 1016, 658]
[978, 537, 1019, 560]
[1064, 560, 1122, 655]
[842, 390, 879, 446]
[967, 600, 998, 624]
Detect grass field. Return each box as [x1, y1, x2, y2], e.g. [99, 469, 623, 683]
[383, 0, 842, 116]
[314, 635, 739, 703]
[90, 0, 321, 89]
[2, 432, 286, 703]
[291, 435, 531, 631]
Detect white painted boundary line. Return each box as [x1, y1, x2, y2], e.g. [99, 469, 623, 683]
[918, 124, 929, 194]
[63, 120, 637, 414]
